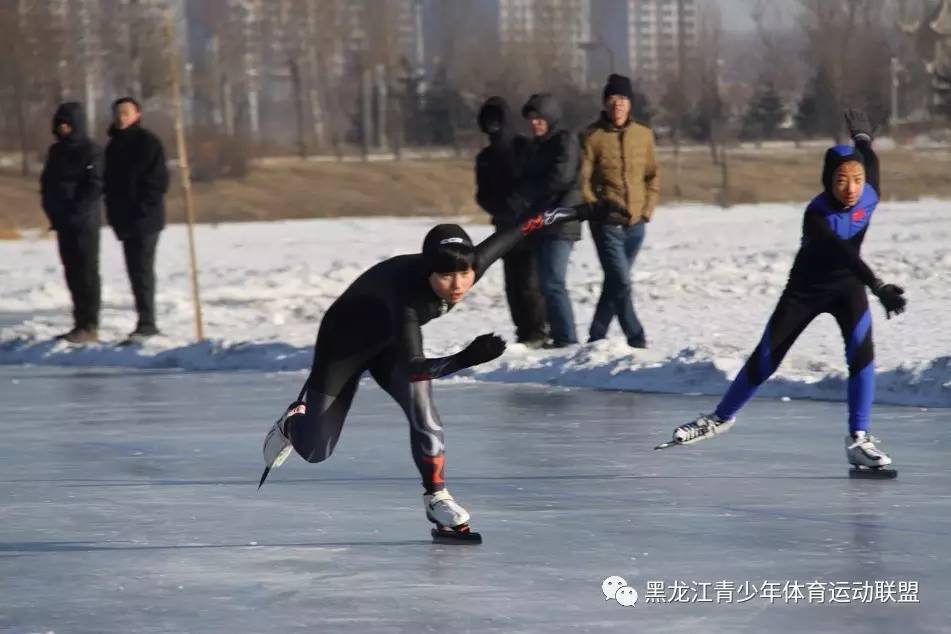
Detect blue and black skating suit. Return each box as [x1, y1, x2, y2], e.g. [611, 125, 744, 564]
[715, 138, 882, 432]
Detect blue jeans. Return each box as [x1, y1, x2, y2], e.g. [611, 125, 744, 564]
[535, 239, 578, 344]
[589, 221, 646, 345]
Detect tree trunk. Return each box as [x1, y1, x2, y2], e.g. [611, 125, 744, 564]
[289, 58, 308, 159]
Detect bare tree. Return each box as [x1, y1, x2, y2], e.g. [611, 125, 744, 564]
[797, 0, 895, 139]
[0, 1, 73, 175]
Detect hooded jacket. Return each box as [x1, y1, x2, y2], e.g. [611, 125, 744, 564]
[104, 120, 169, 239]
[40, 102, 104, 232]
[788, 139, 881, 289]
[512, 93, 582, 241]
[475, 97, 530, 228]
[580, 112, 660, 224]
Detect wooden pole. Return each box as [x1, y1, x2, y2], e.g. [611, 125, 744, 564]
[164, 8, 205, 340]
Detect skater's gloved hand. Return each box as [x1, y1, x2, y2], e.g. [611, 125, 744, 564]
[457, 333, 506, 368]
[844, 108, 876, 142]
[572, 199, 630, 224]
[874, 282, 906, 319]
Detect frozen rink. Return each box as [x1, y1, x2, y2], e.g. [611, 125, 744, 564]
[1, 367, 949, 634]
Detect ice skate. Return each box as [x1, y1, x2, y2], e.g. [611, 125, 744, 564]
[655, 413, 735, 449]
[118, 324, 161, 347]
[425, 489, 481, 544]
[258, 401, 306, 488]
[846, 432, 897, 479]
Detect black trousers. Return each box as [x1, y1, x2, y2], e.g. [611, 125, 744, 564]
[502, 241, 547, 342]
[121, 232, 160, 329]
[285, 297, 447, 494]
[57, 226, 101, 330]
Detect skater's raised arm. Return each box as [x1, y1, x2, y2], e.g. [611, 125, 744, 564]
[844, 109, 880, 195]
[472, 200, 630, 278]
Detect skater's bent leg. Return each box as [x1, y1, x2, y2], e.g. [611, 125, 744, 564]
[715, 292, 820, 420]
[370, 350, 446, 494]
[287, 377, 359, 463]
[288, 296, 392, 462]
[834, 286, 875, 434]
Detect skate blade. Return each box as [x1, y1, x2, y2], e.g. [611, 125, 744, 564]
[431, 527, 482, 545]
[654, 439, 685, 450]
[849, 467, 897, 480]
[655, 437, 706, 450]
[257, 466, 271, 489]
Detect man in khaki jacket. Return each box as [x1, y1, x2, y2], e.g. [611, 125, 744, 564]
[580, 73, 660, 348]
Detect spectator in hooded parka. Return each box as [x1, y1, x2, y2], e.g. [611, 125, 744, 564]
[512, 93, 583, 348]
[40, 102, 104, 344]
[475, 96, 547, 347]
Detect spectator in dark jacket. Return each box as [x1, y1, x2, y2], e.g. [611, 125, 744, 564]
[104, 97, 169, 342]
[475, 96, 546, 347]
[513, 93, 582, 347]
[41, 102, 104, 344]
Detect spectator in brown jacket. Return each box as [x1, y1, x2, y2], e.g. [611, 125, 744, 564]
[580, 74, 660, 348]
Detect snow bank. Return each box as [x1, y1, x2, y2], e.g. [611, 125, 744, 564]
[2, 201, 949, 408]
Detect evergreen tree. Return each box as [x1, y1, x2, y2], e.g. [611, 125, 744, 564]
[743, 80, 786, 139]
[796, 66, 839, 138]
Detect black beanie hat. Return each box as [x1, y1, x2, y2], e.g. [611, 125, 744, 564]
[603, 73, 635, 103]
[422, 224, 476, 273]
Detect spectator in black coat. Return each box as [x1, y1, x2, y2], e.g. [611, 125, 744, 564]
[104, 97, 169, 341]
[513, 93, 582, 347]
[475, 96, 546, 346]
[40, 102, 104, 344]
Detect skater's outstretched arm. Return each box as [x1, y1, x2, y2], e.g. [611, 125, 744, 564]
[472, 200, 630, 278]
[401, 306, 505, 381]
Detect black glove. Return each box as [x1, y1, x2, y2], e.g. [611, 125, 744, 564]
[844, 108, 876, 142]
[457, 333, 506, 368]
[572, 199, 630, 225]
[874, 283, 906, 319]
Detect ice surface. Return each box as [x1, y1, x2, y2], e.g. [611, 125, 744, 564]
[2, 200, 949, 407]
[1, 367, 948, 633]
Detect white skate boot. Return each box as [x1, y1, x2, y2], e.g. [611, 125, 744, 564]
[425, 489, 481, 544]
[258, 402, 306, 488]
[846, 431, 896, 479]
[656, 413, 735, 449]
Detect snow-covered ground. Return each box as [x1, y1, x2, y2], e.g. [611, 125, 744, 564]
[2, 200, 949, 408]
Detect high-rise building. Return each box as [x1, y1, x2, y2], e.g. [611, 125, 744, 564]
[326, 0, 424, 79]
[497, 0, 592, 87]
[626, 0, 696, 86]
[498, 0, 535, 45]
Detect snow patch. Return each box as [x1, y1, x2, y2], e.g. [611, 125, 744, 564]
[2, 202, 949, 408]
